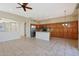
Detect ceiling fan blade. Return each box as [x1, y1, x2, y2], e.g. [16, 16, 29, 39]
[23, 7, 26, 11]
[26, 7, 32, 10]
[17, 3, 22, 6]
[16, 7, 22, 8]
[23, 3, 28, 6]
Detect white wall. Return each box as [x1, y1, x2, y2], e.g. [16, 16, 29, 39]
[26, 20, 31, 37]
[0, 22, 25, 42]
[19, 22, 24, 37]
[0, 32, 20, 42]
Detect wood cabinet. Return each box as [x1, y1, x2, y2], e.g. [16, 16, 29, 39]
[31, 21, 78, 39]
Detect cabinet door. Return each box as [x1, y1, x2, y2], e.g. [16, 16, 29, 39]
[72, 28, 78, 34]
[63, 28, 68, 38]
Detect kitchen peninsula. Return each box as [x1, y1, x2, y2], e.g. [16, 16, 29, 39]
[35, 26, 50, 41]
[36, 31, 50, 41]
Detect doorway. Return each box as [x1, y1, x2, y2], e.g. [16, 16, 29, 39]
[30, 24, 36, 37]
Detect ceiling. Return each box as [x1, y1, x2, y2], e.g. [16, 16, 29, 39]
[0, 3, 77, 20]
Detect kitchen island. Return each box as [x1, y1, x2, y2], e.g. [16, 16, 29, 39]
[36, 32, 50, 41]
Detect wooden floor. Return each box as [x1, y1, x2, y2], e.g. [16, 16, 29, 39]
[0, 37, 79, 56]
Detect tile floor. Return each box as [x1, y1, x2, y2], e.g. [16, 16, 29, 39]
[0, 37, 79, 56]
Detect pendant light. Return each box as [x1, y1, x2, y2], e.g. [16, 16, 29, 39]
[62, 10, 69, 27]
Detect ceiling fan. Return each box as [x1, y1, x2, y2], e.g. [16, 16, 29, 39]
[17, 3, 32, 12]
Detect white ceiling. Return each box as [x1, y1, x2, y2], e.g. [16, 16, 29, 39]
[0, 3, 77, 20]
